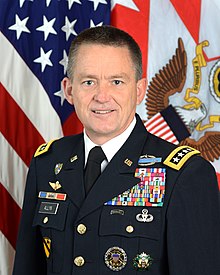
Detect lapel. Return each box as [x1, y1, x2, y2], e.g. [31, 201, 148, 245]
[76, 115, 149, 222]
[56, 135, 85, 209]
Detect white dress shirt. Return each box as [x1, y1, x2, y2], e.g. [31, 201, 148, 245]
[84, 117, 136, 171]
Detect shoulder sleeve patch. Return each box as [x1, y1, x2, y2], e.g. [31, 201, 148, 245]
[163, 145, 200, 170]
[34, 139, 57, 157]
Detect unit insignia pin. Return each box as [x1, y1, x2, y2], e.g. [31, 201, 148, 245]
[54, 163, 63, 175]
[43, 237, 51, 258]
[70, 155, 78, 162]
[104, 247, 127, 271]
[133, 252, 153, 271]
[136, 209, 154, 223]
[49, 181, 61, 191]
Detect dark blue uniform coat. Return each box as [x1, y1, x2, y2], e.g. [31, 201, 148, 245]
[13, 115, 220, 275]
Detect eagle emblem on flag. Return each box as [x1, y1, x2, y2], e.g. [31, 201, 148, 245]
[146, 38, 220, 162]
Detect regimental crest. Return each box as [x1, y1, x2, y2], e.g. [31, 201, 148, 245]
[104, 168, 166, 207]
[54, 163, 63, 175]
[146, 38, 220, 162]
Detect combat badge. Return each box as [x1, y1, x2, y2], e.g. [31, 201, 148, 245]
[138, 154, 162, 166]
[133, 252, 153, 271]
[104, 247, 127, 271]
[43, 237, 51, 258]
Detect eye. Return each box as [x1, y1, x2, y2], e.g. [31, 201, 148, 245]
[113, 80, 123, 85]
[82, 80, 94, 86]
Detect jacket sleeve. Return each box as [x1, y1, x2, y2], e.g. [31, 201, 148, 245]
[12, 158, 47, 275]
[166, 157, 220, 275]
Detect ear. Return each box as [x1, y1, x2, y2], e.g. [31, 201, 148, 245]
[136, 78, 147, 105]
[62, 77, 74, 105]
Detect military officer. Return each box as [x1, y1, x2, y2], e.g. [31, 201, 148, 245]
[13, 26, 220, 275]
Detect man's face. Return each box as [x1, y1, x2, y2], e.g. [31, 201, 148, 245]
[63, 44, 146, 144]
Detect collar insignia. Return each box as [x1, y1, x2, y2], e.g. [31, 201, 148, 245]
[70, 155, 78, 162]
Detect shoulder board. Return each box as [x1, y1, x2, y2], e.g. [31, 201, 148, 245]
[163, 145, 200, 170]
[34, 139, 57, 157]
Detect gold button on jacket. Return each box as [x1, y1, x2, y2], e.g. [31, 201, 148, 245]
[74, 256, 85, 267]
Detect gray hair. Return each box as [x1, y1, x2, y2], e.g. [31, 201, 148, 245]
[67, 25, 143, 81]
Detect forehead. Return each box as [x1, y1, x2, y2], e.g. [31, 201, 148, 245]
[73, 44, 134, 75]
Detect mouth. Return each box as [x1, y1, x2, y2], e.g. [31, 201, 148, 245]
[92, 110, 114, 114]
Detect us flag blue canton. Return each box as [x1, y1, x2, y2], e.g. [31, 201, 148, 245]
[0, 0, 111, 125]
[105, 168, 166, 207]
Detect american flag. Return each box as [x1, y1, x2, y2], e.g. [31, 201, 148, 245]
[1, 0, 220, 274]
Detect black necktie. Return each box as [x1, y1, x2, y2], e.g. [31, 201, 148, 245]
[84, 146, 106, 195]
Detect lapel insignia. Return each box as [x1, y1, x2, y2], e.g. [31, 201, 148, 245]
[70, 155, 78, 162]
[138, 154, 162, 166]
[104, 168, 166, 207]
[43, 237, 51, 258]
[49, 181, 61, 191]
[124, 158, 133, 166]
[38, 191, 66, 201]
[54, 163, 63, 175]
[163, 145, 200, 170]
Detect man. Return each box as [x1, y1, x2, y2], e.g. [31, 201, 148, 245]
[13, 26, 220, 275]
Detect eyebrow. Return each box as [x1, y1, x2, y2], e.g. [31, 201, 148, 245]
[108, 73, 130, 80]
[78, 73, 130, 80]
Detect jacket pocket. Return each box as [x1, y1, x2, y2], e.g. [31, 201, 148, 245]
[33, 199, 69, 273]
[99, 206, 161, 274]
[99, 206, 161, 240]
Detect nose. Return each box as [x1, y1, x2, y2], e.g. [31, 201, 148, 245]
[93, 83, 110, 103]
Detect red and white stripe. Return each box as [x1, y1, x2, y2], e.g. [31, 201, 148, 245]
[144, 113, 179, 144]
[0, 31, 63, 274]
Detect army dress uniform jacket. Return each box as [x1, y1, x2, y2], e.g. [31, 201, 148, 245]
[13, 115, 220, 275]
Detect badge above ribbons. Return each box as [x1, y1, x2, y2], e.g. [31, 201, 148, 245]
[105, 168, 166, 207]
